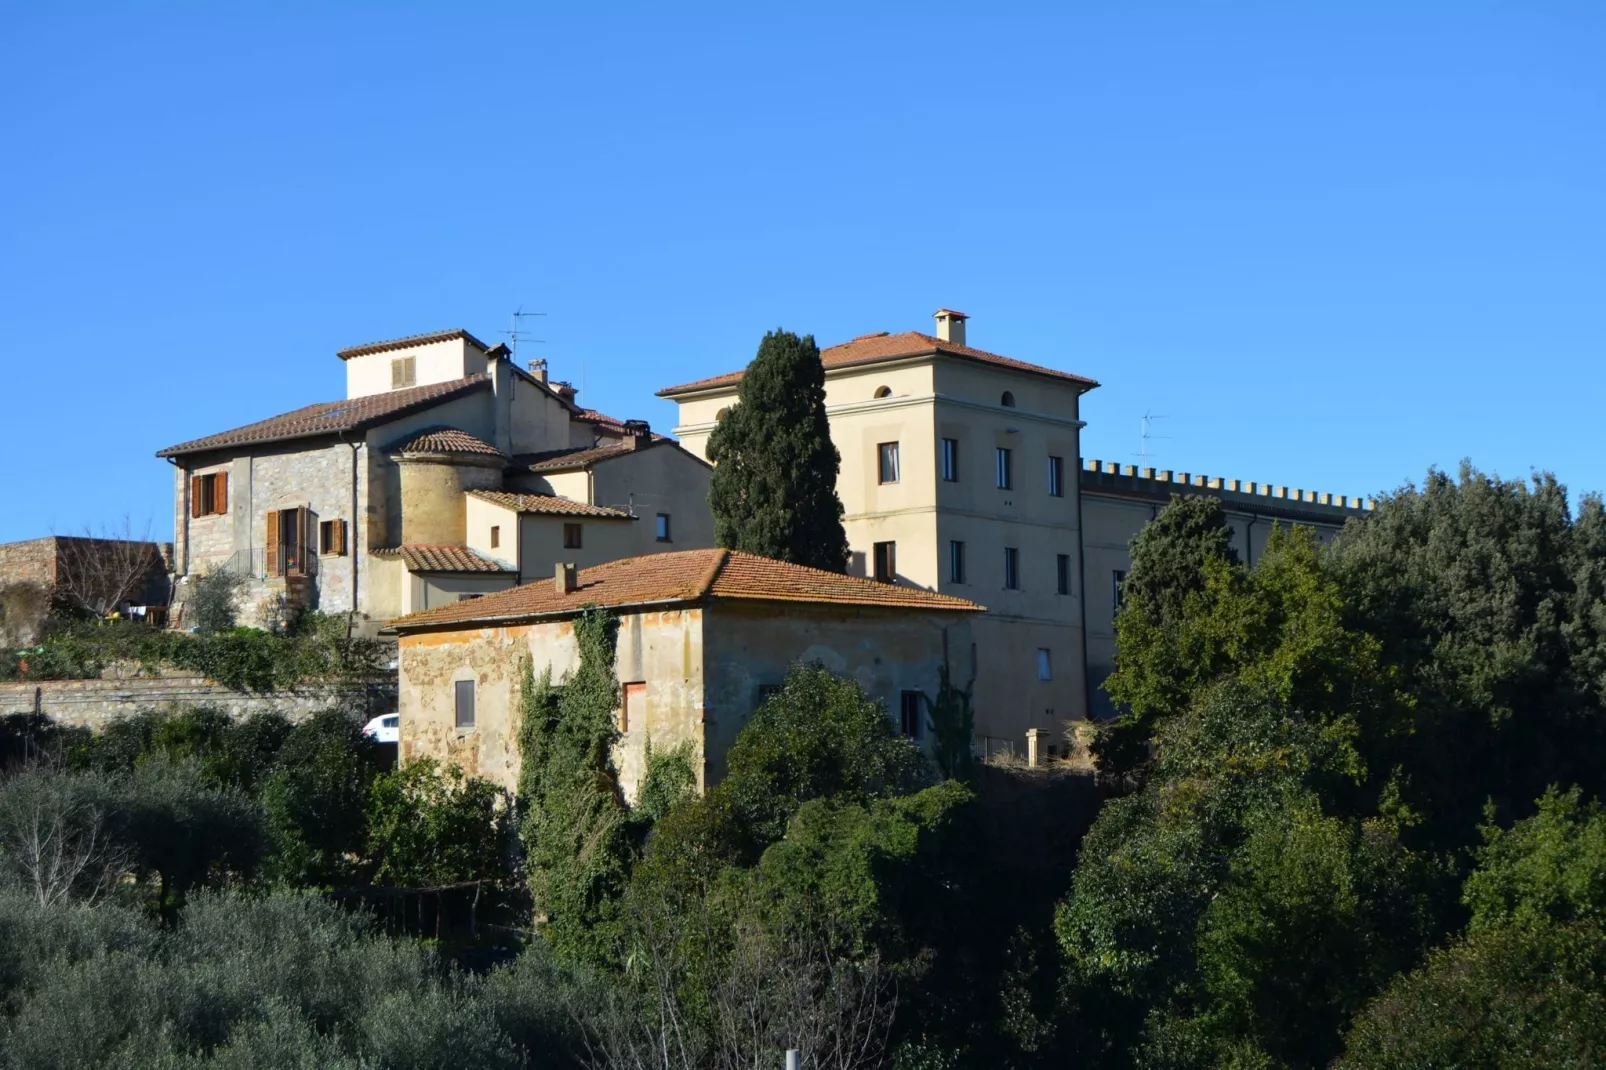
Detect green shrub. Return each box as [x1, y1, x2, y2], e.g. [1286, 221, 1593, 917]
[189, 568, 245, 636]
[366, 758, 508, 888]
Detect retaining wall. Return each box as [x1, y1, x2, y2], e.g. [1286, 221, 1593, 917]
[0, 675, 396, 730]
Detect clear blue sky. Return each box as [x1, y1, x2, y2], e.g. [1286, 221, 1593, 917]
[2, 4, 1602, 543]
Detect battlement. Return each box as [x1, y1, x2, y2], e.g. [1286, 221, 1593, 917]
[1080, 458, 1373, 514]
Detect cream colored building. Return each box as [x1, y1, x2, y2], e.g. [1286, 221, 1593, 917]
[158, 329, 713, 632]
[659, 311, 1097, 748]
[387, 548, 981, 798]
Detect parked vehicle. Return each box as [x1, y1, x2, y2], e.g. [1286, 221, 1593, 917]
[363, 713, 400, 744]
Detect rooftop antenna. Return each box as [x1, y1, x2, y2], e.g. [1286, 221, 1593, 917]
[1135, 411, 1170, 466]
[502, 305, 546, 363]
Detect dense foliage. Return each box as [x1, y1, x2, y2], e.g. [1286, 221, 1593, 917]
[706, 328, 850, 572]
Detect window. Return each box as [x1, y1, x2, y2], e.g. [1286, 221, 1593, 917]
[1114, 569, 1127, 612]
[391, 356, 416, 389]
[563, 523, 583, 549]
[622, 682, 645, 732]
[1004, 547, 1020, 590]
[382, 715, 399, 729]
[319, 518, 348, 556]
[489, 525, 500, 549]
[1048, 455, 1064, 497]
[873, 385, 892, 399]
[877, 442, 900, 484]
[996, 448, 1013, 490]
[190, 472, 228, 518]
[948, 540, 966, 584]
[652, 513, 671, 542]
[1037, 649, 1052, 681]
[1000, 391, 1016, 408]
[941, 438, 959, 482]
[899, 691, 924, 740]
[266, 507, 313, 578]
[873, 541, 897, 583]
[1057, 553, 1072, 595]
[454, 679, 475, 729]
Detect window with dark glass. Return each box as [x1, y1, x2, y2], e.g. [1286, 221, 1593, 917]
[878, 442, 900, 484]
[1057, 553, 1071, 595]
[1048, 455, 1064, 497]
[949, 540, 966, 584]
[941, 438, 959, 482]
[563, 523, 582, 549]
[996, 448, 1013, 490]
[899, 691, 924, 740]
[1037, 649, 1052, 681]
[873, 541, 897, 583]
[1004, 546, 1020, 590]
[454, 679, 475, 729]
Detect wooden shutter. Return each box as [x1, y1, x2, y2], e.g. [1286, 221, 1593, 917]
[215, 472, 228, 515]
[265, 510, 280, 577]
[336, 518, 348, 555]
[190, 476, 203, 518]
[297, 508, 316, 576]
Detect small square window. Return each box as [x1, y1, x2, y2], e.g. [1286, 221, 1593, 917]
[873, 541, 897, 583]
[878, 442, 900, 484]
[454, 679, 476, 729]
[1037, 649, 1052, 681]
[900, 691, 924, 740]
[941, 438, 959, 482]
[1057, 553, 1071, 596]
[1004, 547, 1020, 590]
[656, 513, 672, 542]
[563, 523, 583, 549]
[319, 518, 347, 556]
[489, 525, 500, 549]
[949, 540, 966, 584]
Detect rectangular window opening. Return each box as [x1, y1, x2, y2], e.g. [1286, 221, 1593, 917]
[563, 523, 583, 549]
[899, 691, 924, 740]
[941, 438, 959, 482]
[319, 518, 347, 557]
[1057, 553, 1071, 596]
[948, 540, 966, 584]
[489, 525, 500, 549]
[267, 506, 313, 578]
[454, 679, 476, 729]
[191, 471, 229, 518]
[996, 447, 1013, 490]
[1004, 546, 1020, 590]
[1048, 455, 1064, 497]
[622, 682, 646, 733]
[655, 513, 672, 542]
[873, 541, 897, 584]
[391, 356, 416, 389]
[1037, 648, 1053, 681]
[878, 441, 901, 484]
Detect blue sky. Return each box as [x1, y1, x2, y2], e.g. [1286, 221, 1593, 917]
[2, 4, 1602, 543]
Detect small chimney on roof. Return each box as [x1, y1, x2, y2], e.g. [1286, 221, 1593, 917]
[622, 419, 651, 450]
[933, 308, 968, 347]
[555, 562, 578, 594]
[528, 358, 548, 383]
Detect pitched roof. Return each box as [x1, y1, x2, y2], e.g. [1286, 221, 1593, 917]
[156, 376, 490, 458]
[657, 330, 1099, 397]
[386, 426, 505, 458]
[369, 545, 515, 573]
[511, 441, 648, 473]
[465, 490, 633, 518]
[388, 548, 984, 630]
[336, 329, 491, 360]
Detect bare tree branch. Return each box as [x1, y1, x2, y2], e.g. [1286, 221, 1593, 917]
[50, 517, 167, 617]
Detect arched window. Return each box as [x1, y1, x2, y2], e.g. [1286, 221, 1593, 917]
[873, 385, 892, 399]
[1000, 391, 1016, 408]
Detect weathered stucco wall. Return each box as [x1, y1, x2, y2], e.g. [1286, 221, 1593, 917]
[396, 607, 706, 799]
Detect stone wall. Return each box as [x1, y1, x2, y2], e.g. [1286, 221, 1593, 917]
[0, 537, 60, 588]
[0, 676, 396, 731]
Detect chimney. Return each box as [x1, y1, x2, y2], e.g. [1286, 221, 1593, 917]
[528, 358, 548, 383]
[554, 562, 578, 594]
[933, 308, 968, 347]
[553, 381, 577, 402]
[622, 419, 651, 450]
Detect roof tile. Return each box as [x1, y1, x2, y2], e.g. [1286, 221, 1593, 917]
[387, 426, 505, 458]
[389, 548, 983, 629]
[370, 545, 515, 573]
[465, 490, 632, 518]
[657, 330, 1098, 396]
[336, 328, 491, 360]
[156, 376, 490, 458]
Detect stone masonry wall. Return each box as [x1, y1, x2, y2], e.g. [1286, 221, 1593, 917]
[0, 537, 60, 588]
[0, 675, 396, 731]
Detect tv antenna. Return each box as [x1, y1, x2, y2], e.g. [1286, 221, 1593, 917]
[502, 305, 546, 363]
[1135, 411, 1170, 466]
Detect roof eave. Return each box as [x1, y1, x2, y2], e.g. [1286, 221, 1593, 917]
[656, 347, 1098, 398]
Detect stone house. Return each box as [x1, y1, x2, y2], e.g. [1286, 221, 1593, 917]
[659, 309, 1373, 753]
[156, 329, 714, 632]
[386, 548, 982, 799]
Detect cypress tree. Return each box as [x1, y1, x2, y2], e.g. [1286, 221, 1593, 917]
[706, 329, 849, 572]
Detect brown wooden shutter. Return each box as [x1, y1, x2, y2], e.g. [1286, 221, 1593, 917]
[190, 476, 203, 518]
[265, 510, 280, 577]
[336, 519, 348, 555]
[215, 472, 228, 515]
[299, 508, 315, 576]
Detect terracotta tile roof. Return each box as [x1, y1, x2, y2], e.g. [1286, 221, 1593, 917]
[512, 442, 644, 472]
[336, 328, 491, 360]
[574, 408, 634, 435]
[465, 490, 633, 518]
[370, 545, 515, 573]
[389, 548, 984, 630]
[386, 426, 505, 458]
[657, 330, 1099, 397]
[156, 376, 490, 458]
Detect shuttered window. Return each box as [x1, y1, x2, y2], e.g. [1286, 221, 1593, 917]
[190, 472, 229, 517]
[319, 519, 347, 556]
[267, 507, 315, 577]
[391, 356, 416, 389]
